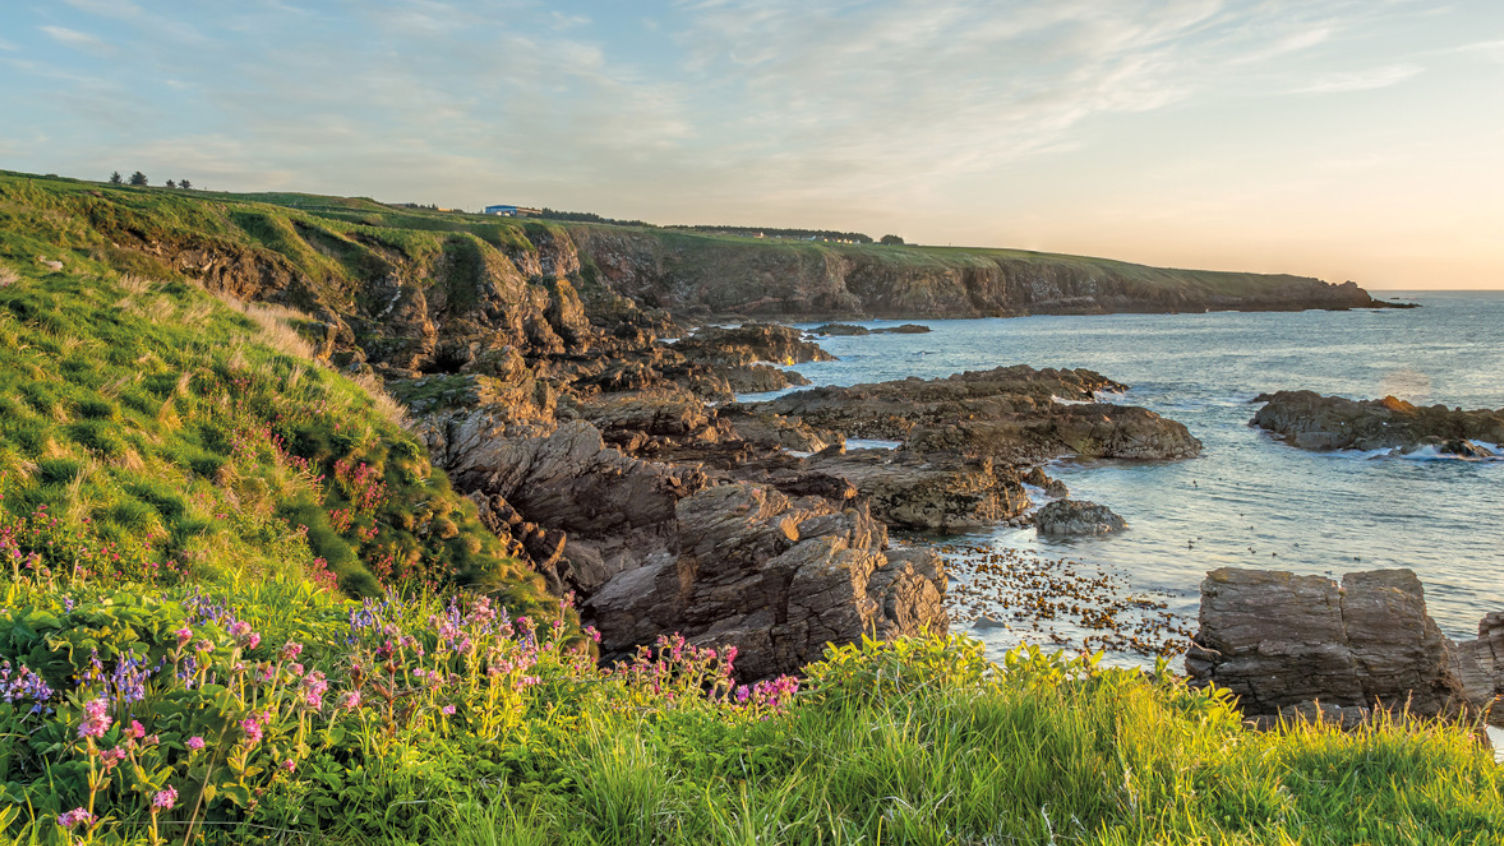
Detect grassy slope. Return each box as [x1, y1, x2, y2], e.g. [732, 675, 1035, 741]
[0, 187, 552, 613]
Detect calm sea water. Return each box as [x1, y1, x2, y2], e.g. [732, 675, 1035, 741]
[761, 291, 1504, 661]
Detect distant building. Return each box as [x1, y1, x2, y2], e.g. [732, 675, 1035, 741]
[484, 204, 541, 217]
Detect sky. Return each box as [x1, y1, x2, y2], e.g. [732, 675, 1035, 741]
[2, 1, 1502, 289]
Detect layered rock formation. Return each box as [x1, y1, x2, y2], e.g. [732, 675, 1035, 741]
[570, 225, 1398, 319]
[1252, 391, 1504, 457]
[1186, 568, 1501, 724]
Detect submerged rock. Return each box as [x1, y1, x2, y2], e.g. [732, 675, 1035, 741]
[1034, 500, 1126, 537]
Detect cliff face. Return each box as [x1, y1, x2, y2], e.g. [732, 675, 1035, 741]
[568, 225, 1388, 319]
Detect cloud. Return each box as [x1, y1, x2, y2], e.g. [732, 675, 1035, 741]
[59, 0, 143, 18]
[550, 11, 591, 30]
[1452, 38, 1504, 62]
[39, 25, 111, 53]
[1291, 63, 1423, 94]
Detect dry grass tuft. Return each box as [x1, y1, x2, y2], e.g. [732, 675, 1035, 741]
[352, 370, 411, 429]
[214, 290, 320, 362]
[118, 274, 155, 295]
[0, 264, 19, 288]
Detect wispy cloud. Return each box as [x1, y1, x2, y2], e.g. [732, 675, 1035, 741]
[1291, 63, 1423, 94]
[39, 25, 111, 53]
[59, 0, 144, 18]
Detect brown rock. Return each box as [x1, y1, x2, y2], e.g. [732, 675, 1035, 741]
[1186, 568, 1467, 718]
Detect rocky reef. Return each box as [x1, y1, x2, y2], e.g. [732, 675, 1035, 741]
[1186, 568, 1503, 725]
[1252, 391, 1504, 457]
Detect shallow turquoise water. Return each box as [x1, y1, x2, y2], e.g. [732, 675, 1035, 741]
[767, 292, 1504, 653]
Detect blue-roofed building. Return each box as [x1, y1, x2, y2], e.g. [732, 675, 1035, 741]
[483, 204, 541, 216]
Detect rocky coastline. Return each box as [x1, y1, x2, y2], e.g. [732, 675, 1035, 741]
[51, 182, 1484, 701]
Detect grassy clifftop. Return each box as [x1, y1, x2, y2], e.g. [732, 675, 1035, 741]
[0, 170, 1386, 332]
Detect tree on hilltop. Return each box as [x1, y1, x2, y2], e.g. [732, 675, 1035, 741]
[165, 179, 177, 189]
[128, 171, 148, 186]
[108, 171, 122, 184]
[879, 234, 905, 245]
[179, 178, 192, 190]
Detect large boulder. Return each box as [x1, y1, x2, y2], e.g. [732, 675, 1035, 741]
[1035, 499, 1126, 537]
[1186, 568, 1468, 719]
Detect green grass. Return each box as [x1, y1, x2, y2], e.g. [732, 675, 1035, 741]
[0, 256, 551, 613]
[412, 639, 1504, 846]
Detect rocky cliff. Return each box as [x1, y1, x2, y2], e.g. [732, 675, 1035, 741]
[570, 225, 1395, 320]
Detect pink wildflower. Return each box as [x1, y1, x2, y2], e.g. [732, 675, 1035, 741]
[152, 786, 178, 810]
[240, 715, 264, 744]
[281, 758, 296, 773]
[174, 627, 192, 647]
[78, 698, 111, 739]
[57, 808, 94, 828]
[125, 719, 146, 740]
[339, 691, 361, 710]
[280, 641, 303, 662]
[441, 704, 456, 716]
[186, 735, 204, 750]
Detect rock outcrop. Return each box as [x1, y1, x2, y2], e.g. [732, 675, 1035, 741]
[750, 366, 1201, 463]
[420, 417, 947, 678]
[1252, 391, 1504, 456]
[1034, 500, 1126, 537]
[1186, 568, 1482, 721]
[810, 323, 931, 336]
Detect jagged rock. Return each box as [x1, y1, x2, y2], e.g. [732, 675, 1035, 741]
[1453, 612, 1504, 722]
[672, 323, 836, 366]
[717, 364, 811, 394]
[1034, 499, 1126, 537]
[584, 482, 946, 679]
[1185, 568, 1469, 719]
[802, 448, 1031, 532]
[1252, 391, 1504, 455]
[722, 409, 841, 454]
[426, 418, 944, 678]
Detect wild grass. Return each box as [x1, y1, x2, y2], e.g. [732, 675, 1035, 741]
[0, 263, 550, 611]
[408, 639, 1504, 846]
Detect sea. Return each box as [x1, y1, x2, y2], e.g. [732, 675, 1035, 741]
[742, 291, 1504, 671]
